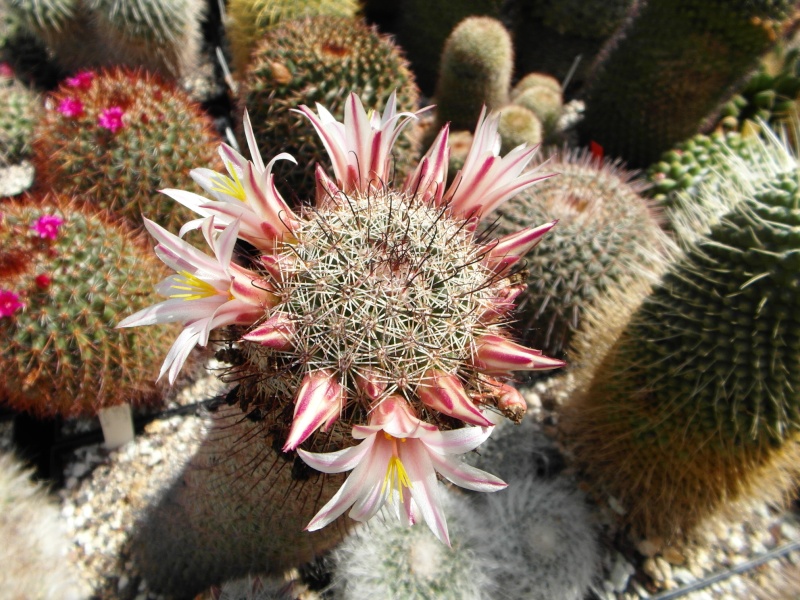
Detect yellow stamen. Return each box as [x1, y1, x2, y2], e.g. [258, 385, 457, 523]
[210, 162, 246, 201]
[381, 437, 412, 502]
[168, 271, 221, 301]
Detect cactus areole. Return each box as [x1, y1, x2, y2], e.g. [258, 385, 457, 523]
[119, 91, 563, 545]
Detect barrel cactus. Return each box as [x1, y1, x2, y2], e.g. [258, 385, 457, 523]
[492, 149, 669, 358]
[32, 67, 220, 232]
[238, 17, 419, 203]
[0, 196, 177, 417]
[564, 129, 800, 538]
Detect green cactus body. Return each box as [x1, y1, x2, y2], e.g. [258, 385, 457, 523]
[88, 0, 206, 78]
[434, 16, 513, 132]
[394, 0, 503, 95]
[578, 0, 799, 167]
[32, 67, 220, 232]
[512, 72, 562, 98]
[566, 140, 800, 538]
[492, 150, 668, 358]
[539, 0, 637, 39]
[0, 75, 38, 166]
[238, 17, 419, 203]
[646, 130, 759, 209]
[226, 0, 360, 77]
[0, 197, 177, 417]
[497, 105, 543, 154]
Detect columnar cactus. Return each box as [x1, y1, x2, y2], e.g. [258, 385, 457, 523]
[578, 0, 799, 166]
[225, 0, 360, 76]
[434, 16, 513, 132]
[0, 196, 176, 417]
[32, 67, 220, 232]
[121, 91, 564, 588]
[238, 17, 419, 203]
[491, 149, 669, 358]
[564, 129, 800, 538]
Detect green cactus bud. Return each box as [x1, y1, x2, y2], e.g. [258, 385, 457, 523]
[0, 196, 178, 417]
[511, 72, 563, 98]
[225, 0, 360, 77]
[238, 16, 419, 203]
[578, 0, 799, 166]
[565, 129, 800, 538]
[492, 149, 669, 358]
[32, 67, 221, 233]
[434, 16, 513, 132]
[87, 0, 206, 78]
[0, 74, 39, 166]
[497, 105, 543, 154]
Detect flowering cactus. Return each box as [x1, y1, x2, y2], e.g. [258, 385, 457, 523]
[119, 91, 563, 545]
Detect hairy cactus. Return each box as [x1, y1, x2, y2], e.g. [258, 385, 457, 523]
[32, 67, 220, 232]
[434, 16, 513, 132]
[510, 74, 564, 143]
[130, 403, 350, 596]
[394, 0, 503, 94]
[87, 0, 206, 78]
[498, 105, 542, 154]
[226, 0, 360, 77]
[0, 196, 176, 417]
[578, 0, 800, 166]
[0, 73, 39, 166]
[564, 130, 800, 538]
[0, 452, 86, 599]
[332, 491, 494, 600]
[238, 17, 419, 203]
[491, 149, 669, 358]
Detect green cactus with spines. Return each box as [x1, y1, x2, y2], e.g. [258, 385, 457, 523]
[32, 67, 221, 233]
[511, 72, 563, 98]
[717, 43, 800, 133]
[0, 196, 178, 418]
[0, 74, 39, 166]
[226, 0, 360, 78]
[6, 0, 78, 36]
[238, 16, 419, 203]
[497, 105, 542, 154]
[394, 0, 503, 95]
[434, 16, 514, 133]
[565, 131, 800, 538]
[538, 0, 637, 39]
[578, 0, 800, 167]
[492, 149, 669, 359]
[510, 80, 564, 143]
[87, 0, 206, 79]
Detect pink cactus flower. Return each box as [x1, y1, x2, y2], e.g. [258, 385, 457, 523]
[0, 63, 13, 78]
[297, 396, 506, 546]
[65, 71, 94, 90]
[98, 106, 125, 133]
[57, 97, 84, 118]
[0, 290, 24, 318]
[31, 214, 64, 240]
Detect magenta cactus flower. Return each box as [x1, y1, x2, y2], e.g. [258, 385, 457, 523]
[0, 290, 24, 318]
[57, 98, 84, 118]
[30, 215, 64, 240]
[98, 106, 125, 132]
[121, 91, 563, 543]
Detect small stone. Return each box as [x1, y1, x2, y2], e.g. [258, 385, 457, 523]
[608, 495, 627, 515]
[643, 556, 673, 584]
[609, 553, 635, 592]
[672, 567, 695, 585]
[118, 575, 129, 591]
[781, 521, 800, 541]
[637, 538, 664, 558]
[661, 546, 685, 565]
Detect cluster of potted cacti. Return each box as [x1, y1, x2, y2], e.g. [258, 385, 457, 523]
[2, 0, 800, 598]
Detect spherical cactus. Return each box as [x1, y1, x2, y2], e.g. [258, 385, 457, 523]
[332, 491, 493, 600]
[226, 0, 360, 77]
[498, 105, 543, 154]
[0, 196, 177, 417]
[578, 0, 800, 166]
[32, 67, 221, 232]
[511, 72, 563, 98]
[0, 452, 86, 599]
[87, 0, 206, 78]
[564, 130, 800, 539]
[238, 16, 419, 204]
[0, 73, 39, 166]
[512, 84, 563, 131]
[491, 149, 669, 358]
[434, 16, 513, 132]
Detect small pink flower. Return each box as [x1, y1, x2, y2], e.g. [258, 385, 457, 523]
[98, 107, 125, 133]
[66, 71, 94, 90]
[31, 214, 64, 240]
[0, 63, 13, 78]
[57, 97, 84, 118]
[0, 290, 24, 318]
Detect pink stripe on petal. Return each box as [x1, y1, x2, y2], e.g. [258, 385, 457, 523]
[428, 452, 507, 493]
[297, 436, 376, 473]
[400, 441, 450, 546]
[421, 425, 494, 455]
[474, 335, 566, 372]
